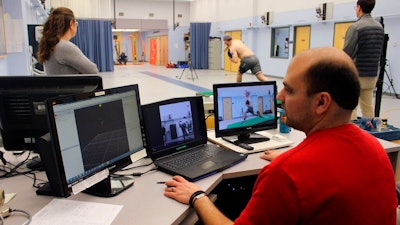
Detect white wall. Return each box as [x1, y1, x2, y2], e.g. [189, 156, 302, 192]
[189, 0, 354, 22]
[51, 0, 111, 18]
[51, 0, 191, 26]
[257, 0, 353, 13]
[115, 0, 190, 26]
[1, 0, 46, 76]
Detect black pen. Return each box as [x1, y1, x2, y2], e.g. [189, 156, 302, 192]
[157, 181, 173, 188]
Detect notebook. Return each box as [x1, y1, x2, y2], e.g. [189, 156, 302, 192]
[142, 96, 248, 181]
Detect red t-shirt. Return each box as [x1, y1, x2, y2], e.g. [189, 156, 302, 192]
[234, 124, 397, 225]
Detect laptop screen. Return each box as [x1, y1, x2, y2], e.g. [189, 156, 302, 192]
[142, 96, 207, 159]
[47, 85, 144, 190]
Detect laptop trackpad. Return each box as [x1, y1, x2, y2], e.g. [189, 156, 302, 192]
[201, 161, 216, 169]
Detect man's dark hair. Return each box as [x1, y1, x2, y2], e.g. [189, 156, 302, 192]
[305, 60, 360, 110]
[357, 0, 376, 13]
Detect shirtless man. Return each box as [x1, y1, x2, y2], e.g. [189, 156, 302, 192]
[223, 35, 268, 82]
[243, 90, 261, 121]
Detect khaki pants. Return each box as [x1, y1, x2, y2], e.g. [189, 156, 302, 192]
[351, 76, 377, 120]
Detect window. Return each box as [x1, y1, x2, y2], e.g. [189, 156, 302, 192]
[271, 26, 290, 58]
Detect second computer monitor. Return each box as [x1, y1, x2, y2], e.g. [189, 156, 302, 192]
[213, 81, 278, 144]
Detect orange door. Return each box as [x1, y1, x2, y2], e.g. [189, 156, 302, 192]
[149, 38, 157, 65]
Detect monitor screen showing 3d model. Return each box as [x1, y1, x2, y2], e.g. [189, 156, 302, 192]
[37, 85, 145, 197]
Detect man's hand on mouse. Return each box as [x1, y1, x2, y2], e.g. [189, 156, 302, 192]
[260, 150, 282, 161]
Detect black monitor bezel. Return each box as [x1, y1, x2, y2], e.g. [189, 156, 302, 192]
[142, 96, 207, 160]
[213, 81, 278, 138]
[44, 84, 144, 197]
[0, 75, 103, 151]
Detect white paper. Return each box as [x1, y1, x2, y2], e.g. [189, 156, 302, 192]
[30, 199, 123, 225]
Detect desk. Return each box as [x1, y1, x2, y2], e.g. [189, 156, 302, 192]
[2, 129, 400, 225]
[392, 139, 400, 181]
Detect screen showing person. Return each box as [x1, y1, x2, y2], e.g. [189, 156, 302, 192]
[159, 100, 195, 146]
[142, 96, 205, 158]
[213, 81, 277, 147]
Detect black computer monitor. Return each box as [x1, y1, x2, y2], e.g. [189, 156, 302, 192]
[0, 75, 103, 152]
[213, 81, 278, 149]
[38, 84, 145, 197]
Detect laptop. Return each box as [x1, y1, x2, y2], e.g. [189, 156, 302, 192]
[142, 96, 248, 181]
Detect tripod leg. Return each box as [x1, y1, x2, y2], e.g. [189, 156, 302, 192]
[385, 70, 399, 99]
[189, 67, 195, 81]
[193, 68, 199, 80]
[189, 63, 198, 81]
[178, 67, 186, 80]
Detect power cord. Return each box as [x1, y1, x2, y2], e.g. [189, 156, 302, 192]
[119, 160, 154, 171]
[11, 208, 32, 225]
[113, 167, 158, 178]
[205, 113, 214, 121]
[0, 151, 33, 179]
[0, 208, 32, 225]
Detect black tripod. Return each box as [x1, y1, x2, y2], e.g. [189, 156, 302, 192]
[383, 61, 399, 98]
[178, 57, 198, 81]
[375, 17, 399, 117]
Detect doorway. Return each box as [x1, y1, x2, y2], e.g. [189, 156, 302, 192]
[149, 35, 168, 66]
[294, 25, 311, 55]
[333, 22, 354, 49]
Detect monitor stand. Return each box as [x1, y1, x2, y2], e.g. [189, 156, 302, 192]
[83, 176, 135, 197]
[35, 133, 135, 198]
[222, 132, 270, 151]
[36, 175, 134, 197]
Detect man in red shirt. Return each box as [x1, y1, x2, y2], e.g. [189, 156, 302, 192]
[163, 47, 397, 225]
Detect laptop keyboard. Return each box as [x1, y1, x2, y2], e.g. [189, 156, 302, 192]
[162, 145, 221, 169]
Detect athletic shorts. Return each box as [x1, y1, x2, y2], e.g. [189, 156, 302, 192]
[246, 106, 255, 114]
[239, 55, 262, 74]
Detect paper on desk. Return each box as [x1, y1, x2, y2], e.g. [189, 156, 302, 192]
[5, 193, 16, 203]
[30, 199, 122, 225]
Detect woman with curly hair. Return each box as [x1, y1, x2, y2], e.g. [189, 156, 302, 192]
[37, 7, 98, 75]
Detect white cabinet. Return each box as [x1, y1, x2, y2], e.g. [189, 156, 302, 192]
[208, 38, 221, 70]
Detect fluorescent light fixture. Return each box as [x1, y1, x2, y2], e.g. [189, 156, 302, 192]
[112, 29, 140, 32]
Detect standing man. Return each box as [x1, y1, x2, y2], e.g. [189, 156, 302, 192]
[343, 0, 384, 120]
[223, 35, 268, 82]
[162, 47, 397, 225]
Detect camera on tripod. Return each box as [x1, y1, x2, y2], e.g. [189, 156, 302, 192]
[178, 53, 198, 81]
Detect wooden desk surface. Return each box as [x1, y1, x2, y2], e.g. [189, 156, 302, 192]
[2, 129, 400, 225]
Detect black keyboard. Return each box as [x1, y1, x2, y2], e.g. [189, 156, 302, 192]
[162, 146, 220, 169]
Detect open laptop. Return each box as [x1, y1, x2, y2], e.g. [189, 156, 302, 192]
[142, 96, 248, 181]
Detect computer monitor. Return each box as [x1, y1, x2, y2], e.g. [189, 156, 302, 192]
[0, 75, 103, 152]
[213, 81, 278, 149]
[37, 84, 145, 197]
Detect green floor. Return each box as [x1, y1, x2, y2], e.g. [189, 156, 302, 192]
[227, 115, 274, 129]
